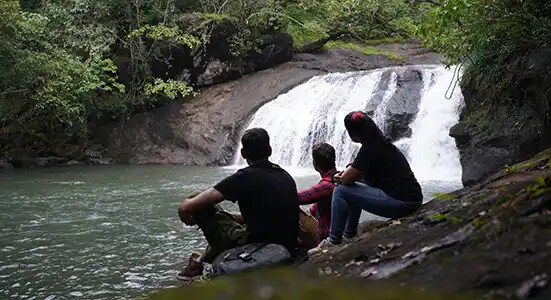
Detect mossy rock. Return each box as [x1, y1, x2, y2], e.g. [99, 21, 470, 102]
[146, 268, 482, 300]
[324, 41, 404, 62]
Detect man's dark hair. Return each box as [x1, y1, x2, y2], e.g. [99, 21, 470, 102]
[241, 128, 272, 161]
[312, 143, 336, 172]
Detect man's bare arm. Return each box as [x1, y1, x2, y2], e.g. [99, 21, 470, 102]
[334, 166, 362, 185]
[178, 188, 224, 225]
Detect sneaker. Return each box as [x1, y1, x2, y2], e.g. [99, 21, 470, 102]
[307, 238, 338, 256]
[177, 252, 204, 281]
[343, 235, 356, 243]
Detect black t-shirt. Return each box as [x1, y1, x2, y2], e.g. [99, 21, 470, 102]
[213, 160, 299, 250]
[351, 142, 423, 203]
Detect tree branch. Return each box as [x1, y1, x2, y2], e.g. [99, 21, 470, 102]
[0, 89, 27, 96]
[295, 30, 348, 53]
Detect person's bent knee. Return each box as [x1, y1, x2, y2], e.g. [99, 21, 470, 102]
[333, 184, 355, 199]
[333, 184, 346, 197]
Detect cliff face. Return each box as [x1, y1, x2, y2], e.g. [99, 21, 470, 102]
[450, 48, 551, 186]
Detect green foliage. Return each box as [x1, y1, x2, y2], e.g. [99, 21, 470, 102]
[130, 24, 200, 48]
[419, 0, 551, 78]
[427, 213, 462, 223]
[285, 0, 430, 46]
[504, 161, 534, 174]
[472, 216, 490, 230]
[41, 0, 119, 58]
[145, 79, 194, 100]
[526, 176, 549, 198]
[0, 0, 110, 154]
[433, 192, 458, 201]
[325, 41, 404, 61]
[503, 164, 518, 174]
[188, 1, 288, 57]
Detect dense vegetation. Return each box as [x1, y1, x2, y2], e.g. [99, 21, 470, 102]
[1, 0, 549, 162]
[419, 0, 551, 79]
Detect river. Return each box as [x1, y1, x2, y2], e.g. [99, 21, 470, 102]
[0, 165, 460, 299]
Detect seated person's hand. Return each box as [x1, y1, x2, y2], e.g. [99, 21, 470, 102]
[178, 206, 196, 226]
[333, 171, 344, 184]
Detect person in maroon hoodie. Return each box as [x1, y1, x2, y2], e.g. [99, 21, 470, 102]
[298, 143, 339, 243]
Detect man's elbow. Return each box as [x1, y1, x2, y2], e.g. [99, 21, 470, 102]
[178, 200, 192, 216]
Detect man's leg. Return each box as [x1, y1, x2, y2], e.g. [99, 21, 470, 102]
[192, 204, 248, 263]
[297, 209, 320, 249]
[329, 185, 353, 244]
[329, 183, 416, 244]
[179, 204, 248, 280]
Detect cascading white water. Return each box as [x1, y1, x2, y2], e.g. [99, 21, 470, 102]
[234, 65, 464, 183]
[395, 68, 464, 181]
[372, 72, 398, 134]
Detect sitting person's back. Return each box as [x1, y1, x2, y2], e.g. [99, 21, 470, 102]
[214, 159, 298, 250]
[177, 128, 298, 280]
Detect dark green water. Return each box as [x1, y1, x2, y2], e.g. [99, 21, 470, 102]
[0, 165, 460, 299]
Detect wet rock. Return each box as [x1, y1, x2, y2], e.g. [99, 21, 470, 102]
[10, 157, 66, 168]
[0, 158, 13, 169]
[517, 247, 536, 255]
[515, 273, 548, 299]
[147, 268, 478, 300]
[65, 160, 84, 166]
[360, 267, 377, 278]
[93, 65, 323, 166]
[88, 158, 112, 165]
[452, 47, 551, 186]
[365, 68, 424, 140]
[196, 59, 231, 86]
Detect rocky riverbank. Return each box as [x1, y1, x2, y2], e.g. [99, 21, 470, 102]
[146, 148, 551, 300]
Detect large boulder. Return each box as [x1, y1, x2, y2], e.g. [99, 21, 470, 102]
[450, 47, 551, 185]
[365, 68, 425, 140]
[196, 32, 294, 86]
[0, 158, 13, 169]
[92, 65, 324, 165]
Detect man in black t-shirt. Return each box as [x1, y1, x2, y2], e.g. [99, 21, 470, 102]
[177, 128, 299, 280]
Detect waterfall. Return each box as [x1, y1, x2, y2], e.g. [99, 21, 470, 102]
[234, 65, 464, 183]
[396, 68, 464, 181]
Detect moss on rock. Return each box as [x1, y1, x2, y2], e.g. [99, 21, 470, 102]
[146, 268, 481, 300]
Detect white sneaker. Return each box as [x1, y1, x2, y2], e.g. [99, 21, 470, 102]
[308, 238, 338, 256]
